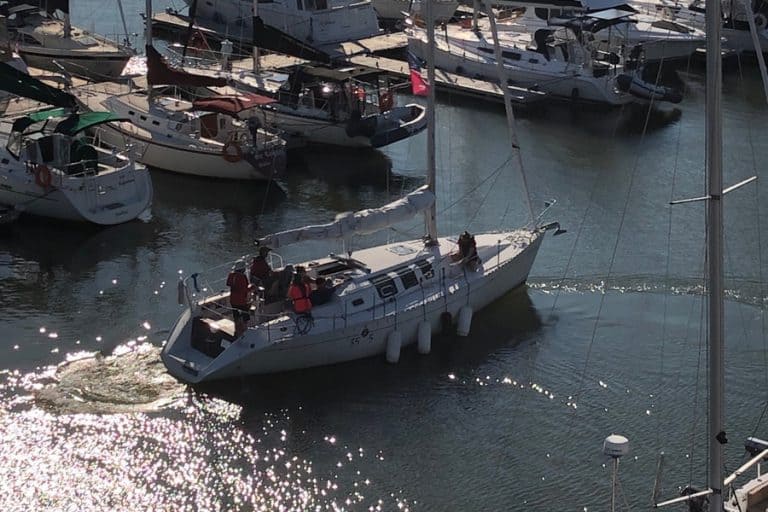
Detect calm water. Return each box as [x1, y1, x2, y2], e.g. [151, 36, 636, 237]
[1, 2, 768, 510]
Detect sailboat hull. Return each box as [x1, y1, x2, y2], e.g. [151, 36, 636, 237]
[18, 47, 131, 81]
[162, 230, 545, 383]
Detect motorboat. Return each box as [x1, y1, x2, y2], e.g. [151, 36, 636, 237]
[3, 2, 134, 81]
[0, 62, 153, 225]
[181, 0, 382, 49]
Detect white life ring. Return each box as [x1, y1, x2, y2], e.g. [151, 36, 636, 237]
[756, 13, 767, 31]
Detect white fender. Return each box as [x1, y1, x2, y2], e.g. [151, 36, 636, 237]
[417, 321, 431, 354]
[457, 305, 473, 337]
[386, 331, 402, 363]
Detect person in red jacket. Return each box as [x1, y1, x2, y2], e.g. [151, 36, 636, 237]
[226, 259, 251, 336]
[287, 273, 312, 315]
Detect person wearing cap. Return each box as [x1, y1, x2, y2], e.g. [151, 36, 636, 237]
[226, 259, 251, 336]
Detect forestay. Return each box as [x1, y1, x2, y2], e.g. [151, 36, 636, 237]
[258, 186, 435, 249]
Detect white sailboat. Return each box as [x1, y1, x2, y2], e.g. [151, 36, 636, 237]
[72, 1, 288, 181]
[5, 1, 135, 81]
[406, 7, 684, 105]
[620, 0, 767, 507]
[161, 0, 563, 384]
[0, 62, 153, 225]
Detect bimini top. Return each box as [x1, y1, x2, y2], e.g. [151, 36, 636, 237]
[552, 8, 636, 33]
[192, 93, 276, 116]
[11, 109, 128, 136]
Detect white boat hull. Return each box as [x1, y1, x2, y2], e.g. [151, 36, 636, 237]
[18, 47, 131, 81]
[187, 0, 381, 46]
[408, 35, 632, 105]
[257, 104, 427, 148]
[0, 165, 152, 225]
[162, 230, 545, 382]
[95, 124, 285, 180]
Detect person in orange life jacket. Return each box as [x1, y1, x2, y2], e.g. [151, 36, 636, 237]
[226, 259, 251, 336]
[287, 273, 313, 315]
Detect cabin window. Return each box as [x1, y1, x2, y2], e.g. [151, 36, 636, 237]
[477, 47, 494, 54]
[140, 115, 147, 121]
[152, 120, 160, 126]
[396, 267, 419, 290]
[352, 298, 364, 306]
[415, 259, 434, 279]
[128, 110, 135, 116]
[502, 51, 521, 61]
[528, 58, 539, 64]
[370, 274, 398, 299]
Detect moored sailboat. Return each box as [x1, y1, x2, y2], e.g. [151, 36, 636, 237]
[0, 61, 153, 225]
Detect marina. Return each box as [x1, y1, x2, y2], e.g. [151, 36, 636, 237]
[1, 0, 768, 510]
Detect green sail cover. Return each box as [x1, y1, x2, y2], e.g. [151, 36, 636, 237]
[12, 110, 127, 136]
[0, 61, 77, 109]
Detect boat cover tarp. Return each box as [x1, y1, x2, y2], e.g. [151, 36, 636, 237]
[258, 185, 435, 249]
[11, 109, 127, 135]
[146, 45, 227, 88]
[192, 93, 275, 115]
[0, 60, 77, 108]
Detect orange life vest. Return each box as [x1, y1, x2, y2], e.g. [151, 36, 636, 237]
[288, 283, 312, 314]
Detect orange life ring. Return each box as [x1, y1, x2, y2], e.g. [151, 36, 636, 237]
[34, 164, 52, 190]
[222, 140, 243, 163]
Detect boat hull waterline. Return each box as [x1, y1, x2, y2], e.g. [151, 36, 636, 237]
[162, 230, 544, 383]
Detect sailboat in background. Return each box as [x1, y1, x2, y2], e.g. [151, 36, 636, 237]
[0, 61, 153, 225]
[73, 1, 288, 181]
[161, 0, 563, 384]
[3, 0, 135, 81]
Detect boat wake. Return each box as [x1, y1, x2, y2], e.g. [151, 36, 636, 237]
[32, 343, 186, 414]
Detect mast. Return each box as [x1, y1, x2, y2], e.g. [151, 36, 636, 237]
[705, 0, 724, 506]
[145, 0, 152, 48]
[252, 0, 261, 73]
[484, 3, 534, 221]
[424, 0, 438, 243]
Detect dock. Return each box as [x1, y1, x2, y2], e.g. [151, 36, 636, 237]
[348, 55, 544, 104]
[150, 10, 542, 104]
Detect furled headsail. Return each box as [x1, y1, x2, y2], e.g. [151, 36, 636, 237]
[258, 185, 436, 249]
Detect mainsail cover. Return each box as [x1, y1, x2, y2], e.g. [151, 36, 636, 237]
[258, 186, 435, 249]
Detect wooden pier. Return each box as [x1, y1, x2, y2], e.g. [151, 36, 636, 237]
[348, 55, 544, 104]
[150, 11, 543, 104]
